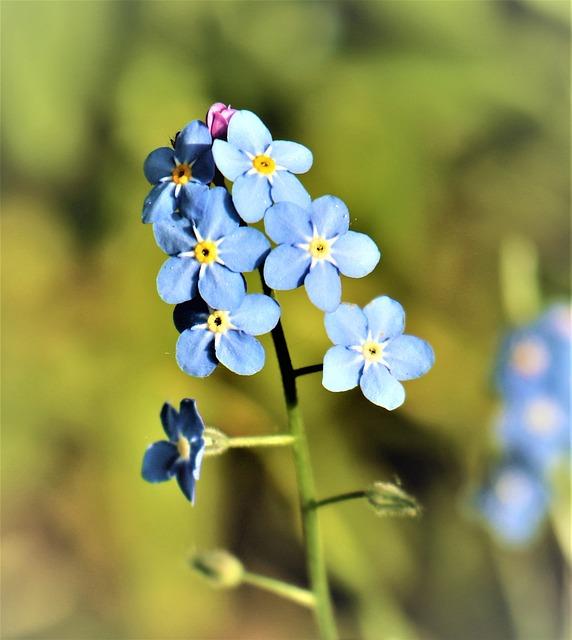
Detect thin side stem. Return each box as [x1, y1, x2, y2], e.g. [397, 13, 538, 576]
[228, 434, 295, 448]
[313, 491, 367, 510]
[242, 571, 316, 609]
[294, 364, 324, 378]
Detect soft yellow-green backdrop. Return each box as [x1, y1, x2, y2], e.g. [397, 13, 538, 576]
[2, 1, 569, 639]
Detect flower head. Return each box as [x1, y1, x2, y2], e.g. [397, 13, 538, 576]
[263, 196, 380, 311]
[212, 110, 313, 222]
[206, 103, 237, 140]
[153, 187, 270, 309]
[322, 296, 434, 409]
[142, 399, 205, 503]
[142, 120, 215, 224]
[174, 294, 281, 377]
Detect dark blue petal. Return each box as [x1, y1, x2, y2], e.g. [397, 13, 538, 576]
[215, 331, 265, 375]
[160, 403, 179, 441]
[178, 399, 206, 441]
[176, 328, 217, 377]
[142, 182, 176, 224]
[332, 231, 380, 278]
[310, 196, 350, 238]
[176, 461, 197, 502]
[230, 294, 280, 336]
[195, 187, 240, 240]
[212, 140, 251, 181]
[144, 147, 175, 184]
[232, 173, 272, 223]
[384, 335, 435, 381]
[191, 150, 215, 185]
[270, 171, 311, 210]
[218, 228, 270, 273]
[142, 441, 178, 482]
[324, 303, 368, 346]
[173, 298, 210, 333]
[174, 120, 212, 164]
[359, 364, 405, 410]
[264, 201, 313, 245]
[227, 110, 272, 155]
[271, 141, 313, 173]
[263, 245, 310, 290]
[198, 263, 246, 310]
[157, 257, 200, 304]
[322, 346, 363, 392]
[304, 262, 341, 312]
[363, 296, 405, 341]
[153, 215, 196, 255]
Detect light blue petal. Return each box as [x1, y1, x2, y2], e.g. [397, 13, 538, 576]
[263, 245, 310, 290]
[310, 196, 350, 238]
[324, 304, 368, 346]
[142, 441, 178, 482]
[227, 110, 272, 155]
[190, 150, 215, 184]
[384, 335, 435, 381]
[271, 140, 313, 173]
[173, 298, 210, 333]
[322, 346, 363, 391]
[195, 187, 240, 240]
[142, 182, 176, 224]
[216, 331, 265, 375]
[230, 294, 280, 335]
[363, 296, 405, 341]
[198, 263, 246, 310]
[218, 228, 270, 272]
[144, 147, 175, 184]
[270, 171, 312, 210]
[157, 257, 200, 304]
[176, 462, 197, 502]
[304, 262, 341, 312]
[153, 215, 195, 255]
[180, 181, 210, 215]
[174, 120, 212, 164]
[264, 201, 312, 245]
[212, 139, 251, 181]
[178, 399, 205, 441]
[359, 364, 405, 410]
[176, 328, 217, 377]
[232, 173, 272, 223]
[332, 231, 380, 278]
[160, 403, 179, 441]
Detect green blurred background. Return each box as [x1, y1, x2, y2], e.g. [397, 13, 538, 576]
[2, 1, 570, 638]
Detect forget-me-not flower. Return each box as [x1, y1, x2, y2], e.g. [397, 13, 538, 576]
[154, 187, 270, 309]
[263, 196, 380, 312]
[174, 294, 280, 377]
[212, 110, 313, 222]
[322, 296, 434, 409]
[142, 120, 215, 224]
[142, 399, 205, 503]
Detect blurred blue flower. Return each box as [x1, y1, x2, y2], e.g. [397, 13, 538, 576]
[142, 399, 205, 503]
[263, 196, 380, 312]
[174, 294, 281, 377]
[212, 110, 313, 222]
[153, 187, 269, 308]
[142, 120, 215, 224]
[322, 296, 434, 409]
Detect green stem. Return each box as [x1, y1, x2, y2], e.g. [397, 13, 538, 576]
[242, 571, 316, 609]
[228, 434, 295, 448]
[313, 491, 367, 510]
[260, 269, 338, 640]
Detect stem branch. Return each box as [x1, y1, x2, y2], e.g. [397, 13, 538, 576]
[294, 364, 324, 378]
[228, 434, 295, 448]
[313, 491, 367, 510]
[242, 571, 316, 609]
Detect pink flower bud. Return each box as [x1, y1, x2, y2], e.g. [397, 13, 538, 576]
[206, 103, 237, 140]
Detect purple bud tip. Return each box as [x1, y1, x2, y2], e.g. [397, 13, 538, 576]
[206, 103, 237, 140]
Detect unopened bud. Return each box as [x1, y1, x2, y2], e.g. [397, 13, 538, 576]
[203, 427, 230, 456]
[366, 482, 421, 518]
[206, 103, 237, 139]
[190, 549, 244, 588]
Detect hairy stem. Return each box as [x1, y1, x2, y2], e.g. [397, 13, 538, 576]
[228, 434, 295, 448]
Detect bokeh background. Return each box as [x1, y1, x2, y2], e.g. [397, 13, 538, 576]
[2, 1, 570, 639]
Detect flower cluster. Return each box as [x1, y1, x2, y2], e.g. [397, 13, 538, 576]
[475, 304, 571, 544]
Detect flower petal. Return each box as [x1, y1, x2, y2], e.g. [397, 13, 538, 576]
[142, 182, 176, 224]
[190, 150, 215, 184]
[332, 231, 380, 278]
[264, 201, 313, 245]
[271, 140, 313, 173]
[384, 335, 435, 381]
[324, 303, 368, 346]
[180, 181, 210, 215]
[174, 120, 212, 164]
[310, 196, 350, 238]
[178, 399, 206, 441]
[176, 461, 198, 502]
[212, 140, 252, 181]
[198, 263, 246, 310]
[195, 187, 240, 241]
[359, 364, 405, 410]
[218, 227, 270, 272]
[153, 215, 195, 255]
[216, 331, 265, 375]
[176, 328, 217, 377]
[263, 245, 310, 290]
[160, 402, 179, 441]
[270, 171, 312, 210]
[173, 298, 210, 333]
[157, 257, 200, 304]
[142, 441, 178, 482]
[232, 173, 272, 223]
[230, 294, 280, 335]
[144, 147, 175, 184]
[322, 346, 363, 391]
[227, 110, 272, 155]
[304, 261, 341, 312]
[363, 296, 405, 341]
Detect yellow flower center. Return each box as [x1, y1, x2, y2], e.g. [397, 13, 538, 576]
[177, 435, 191, 460]
[252, 154, 276, 175]
[362, 340, 385, 363]
[309, 237, 331, 260]
[172, 163, 192, 185]
[510, 339, 549, 377]
[194, 240, 218, 264]
[207, 310, 231, 334]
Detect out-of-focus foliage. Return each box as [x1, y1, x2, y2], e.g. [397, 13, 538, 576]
[1, 1, 569, 639]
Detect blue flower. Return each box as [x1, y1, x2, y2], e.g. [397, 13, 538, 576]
[322, 296, 434, 409]
[212, 110, 313, 223]
[142, 120, 215, 224]
[153, 187, 270, 309]
[174, 294, 281, 377]
[142, 399, 205, 503]
[263, 197, 380, 312]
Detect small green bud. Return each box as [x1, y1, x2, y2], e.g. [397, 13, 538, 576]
[366, 481, 421, 518]
[190, 549, 244, 588]
[203, 427, 230, 456]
